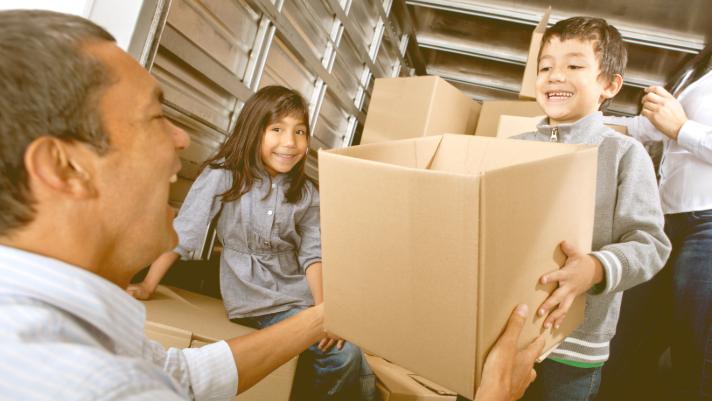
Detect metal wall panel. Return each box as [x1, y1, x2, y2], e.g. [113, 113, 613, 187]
[142, 0, 415, 195]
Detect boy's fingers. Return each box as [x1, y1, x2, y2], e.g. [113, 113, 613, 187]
[559, 240, 579, 258]
[538, 291, 562, 317]
[541, 268, 569, 285]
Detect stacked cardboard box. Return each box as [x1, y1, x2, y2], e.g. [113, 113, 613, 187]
[360, 75, 480, 145]
[319, 134, 597, 399]
[141, 286, 298, 401]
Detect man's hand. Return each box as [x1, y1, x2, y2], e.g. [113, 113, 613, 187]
[537, 241, 603, 330]
[641, 86, 688, 140]
[475, 304, 546, 401]
[126, 282, 154, 300]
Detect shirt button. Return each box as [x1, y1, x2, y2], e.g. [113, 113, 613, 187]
[271, 183, 276, 189]
[267, 210, 273, 215]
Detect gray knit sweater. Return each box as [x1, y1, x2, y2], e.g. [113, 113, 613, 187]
[513, 112, 671, 365]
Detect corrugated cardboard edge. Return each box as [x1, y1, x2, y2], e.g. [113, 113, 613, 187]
[474, 144, 596, 392]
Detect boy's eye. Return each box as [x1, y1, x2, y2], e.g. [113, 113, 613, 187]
[539, 66, 551, 72]
[568, 65, 583, 70]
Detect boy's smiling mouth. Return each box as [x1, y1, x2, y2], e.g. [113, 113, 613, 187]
[546, 91, 574, 100]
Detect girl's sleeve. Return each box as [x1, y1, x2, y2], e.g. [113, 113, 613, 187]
[173, 168, 229, 260]
[296, 183, 322, 273]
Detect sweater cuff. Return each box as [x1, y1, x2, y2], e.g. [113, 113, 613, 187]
[182, 340, 237, 401]
[589, 251, 622, 294]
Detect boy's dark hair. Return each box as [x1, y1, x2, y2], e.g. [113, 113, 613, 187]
[0, 10, 115, 237]
[205, 85, 311, 204]
[539, 16, 628, 81]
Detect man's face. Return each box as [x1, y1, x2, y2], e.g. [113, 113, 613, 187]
[86, 41, 189, 285]
[536, 38, 617, 125]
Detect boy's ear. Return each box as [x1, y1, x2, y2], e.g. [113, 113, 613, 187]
[601, 73, 624, 101]
[24, 137, 97, 199]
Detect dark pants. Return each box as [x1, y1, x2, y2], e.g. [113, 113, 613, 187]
[519, 359, 601, 401]
[233, 307, 376, 401]
[599, 210, 712, 401]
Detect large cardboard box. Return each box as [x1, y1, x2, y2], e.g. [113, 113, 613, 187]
[474, 100, 544, 136]
[520, 8, 551, 99]
[319, 134, 597, 399]
[367, 355, 457, 401]
[142, 286, 298, 401]
[361, 76, 480, 145]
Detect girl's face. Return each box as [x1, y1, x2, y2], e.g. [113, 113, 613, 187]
[260, 114, 308, 176]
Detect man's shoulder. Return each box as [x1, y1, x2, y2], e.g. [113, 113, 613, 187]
[0, 341, 182, 400]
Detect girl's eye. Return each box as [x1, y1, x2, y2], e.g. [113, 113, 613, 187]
[271, 127, 281, 132]
[296, 129, 306, 136]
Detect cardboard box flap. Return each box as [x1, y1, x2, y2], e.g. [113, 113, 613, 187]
[366, 355, 457, 399]
[520, 7, 551, 99]
[327, 136, 443, 170]
[409, 375, 458, 396]
[475, 145, 597, 385]
[429, 135, 586, 176]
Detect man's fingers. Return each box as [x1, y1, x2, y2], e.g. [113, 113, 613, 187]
[529, 369, 537, 385]
[499, 304, 529, 345]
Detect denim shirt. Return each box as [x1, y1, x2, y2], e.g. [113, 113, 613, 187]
[174, 167, 321, 319]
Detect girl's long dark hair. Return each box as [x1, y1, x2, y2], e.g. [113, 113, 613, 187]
[203, 85, 311, 203]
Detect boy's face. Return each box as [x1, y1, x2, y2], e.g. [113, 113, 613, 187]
[536, 37, 621, 126]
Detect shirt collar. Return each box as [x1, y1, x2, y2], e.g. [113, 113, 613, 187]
[0, 244, 146, 357]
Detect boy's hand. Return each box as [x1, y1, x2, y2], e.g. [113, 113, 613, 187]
[537, 241, 603, 330]
[317, 333, 345, 352]
[126, 282, 155, 300]
[641, 86, 688, 140]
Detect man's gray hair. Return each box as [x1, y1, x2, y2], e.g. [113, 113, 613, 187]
[0, 10, 116, 236]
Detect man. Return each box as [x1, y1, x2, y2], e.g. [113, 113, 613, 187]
[0, 9, 542, 401]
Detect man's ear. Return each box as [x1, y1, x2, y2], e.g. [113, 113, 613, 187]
[601, 73, 624, 101]
[23, 137, 96, 198]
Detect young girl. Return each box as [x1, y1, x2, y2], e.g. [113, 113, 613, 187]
[127, 86, 374, 401]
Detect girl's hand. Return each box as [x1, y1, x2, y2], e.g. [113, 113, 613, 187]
[126, 282, 154, 300]
[317, 334, 345, 352]
[537, 241, 603, 330]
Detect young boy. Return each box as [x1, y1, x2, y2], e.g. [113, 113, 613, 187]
[512, 17, 672, 401]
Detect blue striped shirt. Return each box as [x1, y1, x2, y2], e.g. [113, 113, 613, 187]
[0, 245, 237, 400]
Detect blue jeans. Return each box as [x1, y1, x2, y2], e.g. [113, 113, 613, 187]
[600, 210, 712, 401]
[519, 359, 601, 401]
[233, 307, 376, 401]
[667, 210, 712, 400]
